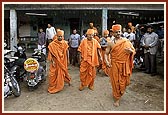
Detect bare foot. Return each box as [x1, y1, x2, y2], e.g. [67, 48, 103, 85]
[88, 86, 94, 91]
[79, 84, 84, 91]
[113, 99, 120, 107]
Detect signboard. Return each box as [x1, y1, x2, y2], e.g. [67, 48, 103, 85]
[24, 58, 39, 73]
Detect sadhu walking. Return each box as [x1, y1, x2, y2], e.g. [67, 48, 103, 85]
[98, 30, 111, 76]
[78, 29, 102, 91]
[105, 24, 136, 107]
[47, 30, 71, 94]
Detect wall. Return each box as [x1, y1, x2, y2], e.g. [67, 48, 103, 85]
[18, 24, 31, 37]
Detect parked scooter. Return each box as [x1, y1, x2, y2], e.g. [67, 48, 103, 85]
[24, 47, 46, 90]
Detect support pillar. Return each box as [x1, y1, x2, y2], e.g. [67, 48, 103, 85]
[10, 9, 17, 51]
[102, 8, 108, 36]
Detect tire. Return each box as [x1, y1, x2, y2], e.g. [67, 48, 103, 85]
[10, 76, 21, 97]
[42, 67, 46, 81]
[11, 65, 20, 82]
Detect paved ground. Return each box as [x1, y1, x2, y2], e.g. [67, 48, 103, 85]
[3, 60, 165, 112]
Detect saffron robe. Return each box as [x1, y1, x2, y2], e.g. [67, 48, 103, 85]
[109, 38, 135, 100]
[94, 35, 100, 42]
[100, 37, 111, 76]
[47, 39, 71, 93]
[78, 38, 101, 87]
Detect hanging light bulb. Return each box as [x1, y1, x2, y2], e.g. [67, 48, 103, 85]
[149, 17, 151, 21]
[153, 17, 155, 21]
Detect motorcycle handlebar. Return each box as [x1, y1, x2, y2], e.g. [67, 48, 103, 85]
[34, 46, 46, 53]
[4, 50, 15, 56]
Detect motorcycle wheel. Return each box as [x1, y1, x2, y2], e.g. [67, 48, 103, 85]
[42, 67, 46, 81]
[10, 76, 21, 97]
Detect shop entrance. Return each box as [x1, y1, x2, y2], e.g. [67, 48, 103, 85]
[69, 18, 80, 34]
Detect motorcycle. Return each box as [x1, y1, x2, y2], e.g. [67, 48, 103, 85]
[4, 51, 21, 98]
[4, 49, 21, 82]
[134, 56, 144, 69]
[24, 46, 46, 90]
[13, 44, 27, 82]
[14, 44, 27, 59]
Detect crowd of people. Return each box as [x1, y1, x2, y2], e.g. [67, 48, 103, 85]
[36, 21, 164, 107]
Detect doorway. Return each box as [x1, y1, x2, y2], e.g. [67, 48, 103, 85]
[69, 18, 80, 34]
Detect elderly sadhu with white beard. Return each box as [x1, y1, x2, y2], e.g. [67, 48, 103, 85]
[47, 30, 71, 94]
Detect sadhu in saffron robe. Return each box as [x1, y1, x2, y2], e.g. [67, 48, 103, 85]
[47, 39, 71, 93]
[99, 37, 111, 76]
[78, 38, 101, 87]
[109, 38, 135, 100]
